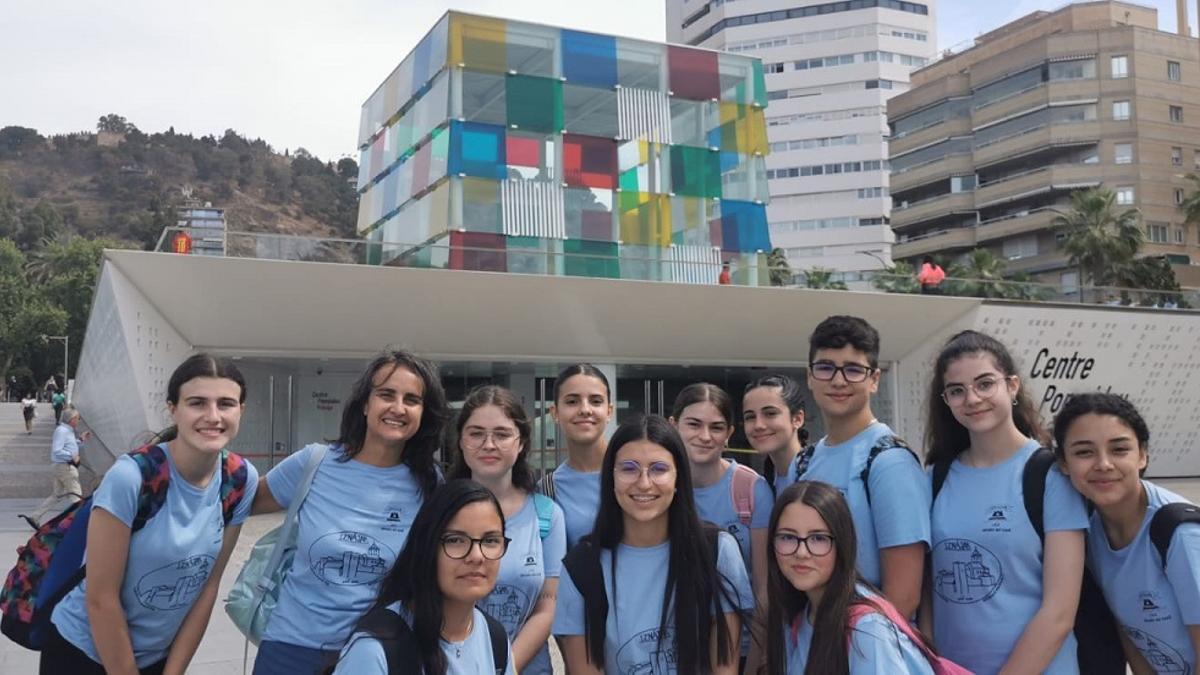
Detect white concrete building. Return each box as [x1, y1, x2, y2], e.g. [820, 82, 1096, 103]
[666, 0, 937, 281]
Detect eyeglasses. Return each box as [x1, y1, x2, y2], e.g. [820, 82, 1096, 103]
[941, 376, 1012, 406]
[440, 533, 511, 560]
[809, 361, 875, 383]
[772, 532, 836, 557]
[461, 428, 519, 449]
[614, 460, 675, 485]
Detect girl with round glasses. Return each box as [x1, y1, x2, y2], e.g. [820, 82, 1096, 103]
[924, 330, 1087, 675]
[448, 385, 566, 675]
[552, 414, 754, 674]
[767, 480, 944, 674]
[543, 364, 614, 548]
[333, 479, 514, 674]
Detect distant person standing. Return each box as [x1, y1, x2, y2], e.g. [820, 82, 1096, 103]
[718, 261, 732, 285]
[25, 407, 91, 527]
[52, 389, 67, 423]
[917, 256, 945, 295]
[44, 375, 58, 402]
[21, 394, 38, 434]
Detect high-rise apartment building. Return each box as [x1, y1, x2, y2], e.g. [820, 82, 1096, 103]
[667, 0, 937, 280]
[888, 1, 1200, 287]
[356, 12, 774, 285]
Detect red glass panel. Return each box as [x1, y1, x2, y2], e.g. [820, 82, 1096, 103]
[668, 46, 720, 101]
[563, 134, 617, 189]
[450, 231, 507, 272]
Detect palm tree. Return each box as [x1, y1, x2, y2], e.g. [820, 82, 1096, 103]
[947, 248, 1008, 298]
[767, 247, 792, 286]
[1179, 172, 1200, 252]
[871, 260, 920, 294]
[1053, 187, 1142, 287]
[803, 267, 848, 290]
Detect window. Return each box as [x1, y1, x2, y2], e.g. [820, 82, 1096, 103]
[1176, 228, 1185, 243]
[1002, 234, 1038, 259]
[1049, 58, 1096, 81]
[1116, 186, 1135, 205]
[951, 175, 977, 193]
[766, 62, 785, 74]
[1175, 188, 1185, 205]
[1147, 223, 1169, 243]
[1111, 55, 1128, 79]
[1172, 147, 1183, 166]
[1169, 61, 1182, 81]
[1195, 149, 1200, 170]
[1171, 105, 1184, 123]
[1112, 100, 1130, 120]
[1115, 143, 1133, 164]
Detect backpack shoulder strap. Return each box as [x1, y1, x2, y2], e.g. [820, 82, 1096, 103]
[730, 463, 758, 528]
[1022, 447, 1056, 543]
[532, 492, 554, 540]
[127, 444, 172, 533]
[792, 443, 817, 483]
[1149, 502, 1200, 570]
[859, 435, 919, 506]
[537, 470, 557, 501]
[562, 536, 607, 665]
[357, 606, 421, 675]
[218, 450, 251, 526]
[931, 459, 952, 506]
[482, 611, 509, 674]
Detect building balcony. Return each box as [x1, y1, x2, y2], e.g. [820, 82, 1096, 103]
[975, 208, 1058, 244]
[890, 117, 972, 157]
[1005, 250, 1069, 275]
[890, 153, 974, 195]
[971, 80, 1098, 129]
[891, 192, 975, 230]
[974, 164, 1099, 208]
[973, 121, 1100, 169]
[894, 227, 977, 259]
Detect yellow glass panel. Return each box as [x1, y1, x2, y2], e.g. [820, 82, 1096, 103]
[619, 193, 671, 246]
[449, 14, 507, 73]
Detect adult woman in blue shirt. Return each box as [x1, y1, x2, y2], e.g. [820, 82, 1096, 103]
[448, 385, 565, 674]
[250, 349, 449, 674]
[1055, 392, 1200, 674]
[923, 330, 1087, 674]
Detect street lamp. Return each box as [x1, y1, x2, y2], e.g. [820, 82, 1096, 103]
[41, 335, 68, 400]
[856, 250, 891, 269]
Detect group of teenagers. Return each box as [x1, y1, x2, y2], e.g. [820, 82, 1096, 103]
[30, 314, 1200, 675]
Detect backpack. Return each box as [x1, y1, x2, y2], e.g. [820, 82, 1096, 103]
[532, 492, 554, 540]
[794, 434, 920, 505]
[1149, 502, 1200, 568]
[931, 447, 1124, 675]
[0, 444, 249, 650]
[730, 463, 759, 528]
[355, 605, 508, 675]
[846, 598, 971, 675]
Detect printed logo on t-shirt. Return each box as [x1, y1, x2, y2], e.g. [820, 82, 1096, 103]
[482, 584, 530, 636]
[308, 531, 395, 586]
[616, 626, 678, 675]
[381, 502, 408, 532]
[1138, 590, 1174, 624]
[1124, 625, 1189, 674]
[983, 505, 1013, 533]
[932, 539, 1003, 604]
[135, 554, 214, 610]
[524, 555, 537, 566]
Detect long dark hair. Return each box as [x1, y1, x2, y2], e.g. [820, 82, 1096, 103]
[766, 481, 884, 675]
[335, 349, 448, 498]
[553, 363, 611, 402]
[924, 330, 1046, 466]
[150, 352, 246, 445]
[744, 374, 809, 479]
[449, 385, 535, 492]
[361, 479, 505, 675]
[587, 414, 739, 673]
[671, 382, 735, 426]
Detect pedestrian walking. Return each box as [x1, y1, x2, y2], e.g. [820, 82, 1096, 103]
[23, 407, 91, 527]
[21, 394, 38, 434]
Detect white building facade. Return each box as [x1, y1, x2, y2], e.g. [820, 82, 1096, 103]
[666, 0, 937, 280]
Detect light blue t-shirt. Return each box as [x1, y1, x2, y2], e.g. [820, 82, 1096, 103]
[479, 494, 566, 675]
[262, 443, 427, 649]
[791, 421, 932, 586]
[333, 603, 515, 675]
[930, 439, 1088, 675]
[552, 532, 754, 674]
[786, 585, 935, 675]
[1088, 481, 1200, 674]
[551, 462, 600, 549]
[50, 423, 80, 464]
[52, 446, 258, 667]
[693, 459, 774, 569]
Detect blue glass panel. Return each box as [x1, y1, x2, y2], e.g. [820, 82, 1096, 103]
[562, 30, 618, 89]
[448, 120, 507, 180]
[719, 200, 770, 253]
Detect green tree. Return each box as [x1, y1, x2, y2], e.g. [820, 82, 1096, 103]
[872, 260, 920, 294]
[1113, 256, 1182, 306]
[14, 201, 64, 251]
[768, 247, 792, 286]
[97, 114, 131, 133]
[1053, 187, 1142, 286]
[0, 126, 43, 157]
[803, 267, 848, 290]
[1179, 172, 1200, 241]
[947, 248, 1008, 298]
[0, 239, 68, 382]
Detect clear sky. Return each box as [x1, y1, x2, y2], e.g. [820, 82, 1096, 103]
[0, 0, 1191, 163]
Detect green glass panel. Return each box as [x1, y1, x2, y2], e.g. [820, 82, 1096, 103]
[564, 239, 619, 278]
[619, 167, 640, 193]
[506, 75, 563, 133]
[669, 145, 721, 198]
[752, 59, 768, 108]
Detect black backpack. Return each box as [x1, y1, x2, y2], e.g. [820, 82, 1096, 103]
[932, 448, 1123, 675]
[794, 434, 920, 505]
[353, 605, 508, 675]
[1148, 502, 1200, 568]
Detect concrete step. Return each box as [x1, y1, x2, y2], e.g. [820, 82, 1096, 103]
[0, 402, 60, 499]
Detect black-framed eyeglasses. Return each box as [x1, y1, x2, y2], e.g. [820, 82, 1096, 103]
[440, 533, 511, 560]
[809, 361, 875, 383]
[772, 532, 836, 557]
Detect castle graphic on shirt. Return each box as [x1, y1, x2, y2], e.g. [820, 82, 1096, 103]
[135, 554, 215, 610]
[1124, 625, 1189, 674]
[617, 626, 679, 675]
[933, 538, 1003, 604]
[482, 584, 531, 635]
[308, 531, 394, 586]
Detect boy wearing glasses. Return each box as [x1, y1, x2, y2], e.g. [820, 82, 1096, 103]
[785, 315, 930, 618]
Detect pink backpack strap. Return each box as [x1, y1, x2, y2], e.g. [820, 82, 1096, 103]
[730, 463, 757, 527]
[846, 599, 942, 665]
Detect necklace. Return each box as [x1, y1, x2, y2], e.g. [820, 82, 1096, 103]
[442, 612, 474, 658]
